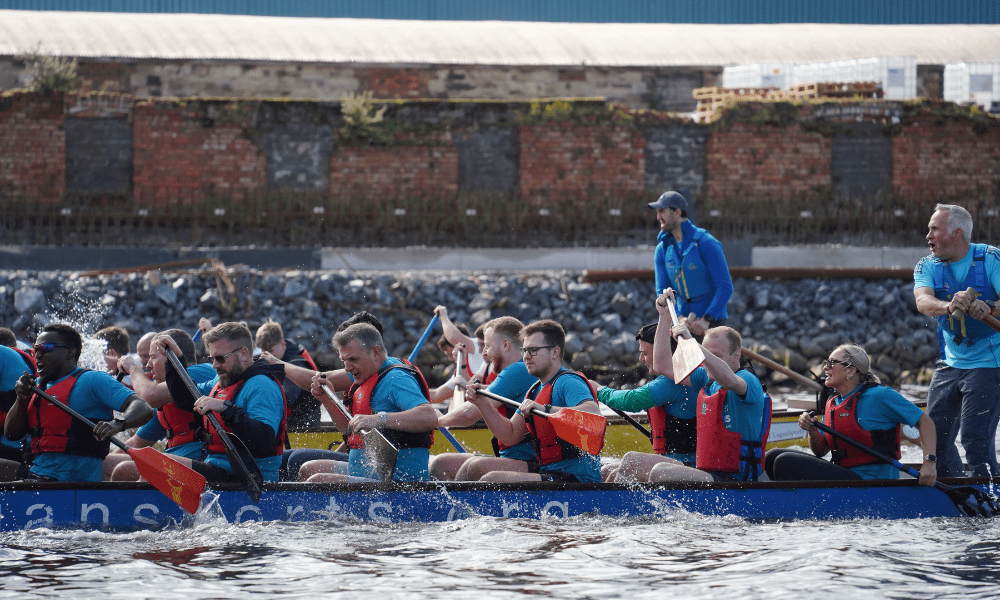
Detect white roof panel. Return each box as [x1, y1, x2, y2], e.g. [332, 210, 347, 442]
[0, 10, 997, 66]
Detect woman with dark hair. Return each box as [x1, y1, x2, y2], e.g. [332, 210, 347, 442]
[765, 343, 937, 486]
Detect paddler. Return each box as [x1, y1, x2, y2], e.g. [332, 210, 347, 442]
[0, 330, 37, 480]
[765, 343, 937, 486]
[914, 203, 1000, 478]
[596, 322, 700, 482]
[302, 323, 439, 482]
[464, 319, 604, 483]
[429, 316, 538, 481]
[5, 324, 154, 482]
[254, 319, 322, 429]
[648, 291, 770, 483]
[157, 322, 289, 482]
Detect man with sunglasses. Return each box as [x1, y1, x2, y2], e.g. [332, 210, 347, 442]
[4, 324, 153, 482]
[159, 322, 288, 482]
[465, 319, 604, 483]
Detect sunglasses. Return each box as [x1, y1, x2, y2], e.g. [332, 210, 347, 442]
[823, 358, 851, 369]
[33, 343, 72, 354]
[210, 347, 245, 364]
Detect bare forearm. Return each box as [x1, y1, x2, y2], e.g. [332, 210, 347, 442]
[384, 404, 438, 432]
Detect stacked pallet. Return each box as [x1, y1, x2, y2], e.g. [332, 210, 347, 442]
[693, 81, 884, 121]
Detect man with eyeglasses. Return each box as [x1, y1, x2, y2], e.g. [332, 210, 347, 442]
[465, 319, 604, 483]
[914, 203, 1000, 478]
[430, 316, 539, 481]
[4, 323, 154, 482]
[157, 322, 288, 482]
[647, 292, 769, 483]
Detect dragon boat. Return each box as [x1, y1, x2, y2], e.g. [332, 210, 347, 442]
[0, 476, 995, 531]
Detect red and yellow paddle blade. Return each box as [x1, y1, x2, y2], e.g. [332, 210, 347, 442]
[128, 447, 206, 514]
[548, 408, 607, 456]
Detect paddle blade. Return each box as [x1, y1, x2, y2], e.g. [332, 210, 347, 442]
[361, 427, 398, 482]
[128, 447, 206, 514]
[226, 431, 265, 503]
[673, 337, 705, 383]
[941, 484, 1000, 517]
[548, 408, 607, 456]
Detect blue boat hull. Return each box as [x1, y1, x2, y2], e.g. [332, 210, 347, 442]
[0, 479, 991, 530]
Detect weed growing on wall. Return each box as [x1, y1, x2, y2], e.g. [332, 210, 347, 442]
[17, 46, 78, 93]
[339, 91, 397, 146]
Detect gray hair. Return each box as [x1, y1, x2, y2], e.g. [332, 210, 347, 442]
[333, 323, 384, 353]
[936, 204, 973, 243]
[834, 342, 881, 385]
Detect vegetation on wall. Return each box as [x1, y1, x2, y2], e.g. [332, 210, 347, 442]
[339, 91, 397, 147]
[17, 47, 78, 93]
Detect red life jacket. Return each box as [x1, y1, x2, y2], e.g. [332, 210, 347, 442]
[345, 361, 434, 450]
[823, 383, 900, 468]
[648, 405, 697, 455]
[27, 369, 111, 459]
[695, 375, 772, 481]
[13, 347, 37, 374]
[156, 400, 202, 449]
[523, 370, 600, 467]
[205, 370, 288, 457]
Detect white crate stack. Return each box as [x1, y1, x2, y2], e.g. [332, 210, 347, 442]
[722, 64, 794, 90]
[790, 57, 916, 100]
[944, 63, 1000, 109]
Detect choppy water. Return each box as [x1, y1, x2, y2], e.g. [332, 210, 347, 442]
[2, 510, 1000, 599]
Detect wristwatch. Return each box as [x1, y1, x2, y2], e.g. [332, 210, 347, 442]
[924, 454, 937, 463]
[378, 411, 388, 427]
[112, 415, 128, 431]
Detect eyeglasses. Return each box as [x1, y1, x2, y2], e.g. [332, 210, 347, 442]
[33, 343, 72, 354]
[521, 345, 555, 357]
[823, 358, 851, 369]
[210, 347, 245, 364]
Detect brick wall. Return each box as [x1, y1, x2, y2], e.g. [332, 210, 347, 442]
[0, 92, 65, 203]
[703, 121, 832, 202]
[892, 115, 1000, 205]
[519, 125, 646, 204]
[132, 101, 266, 206]
[330, 145, 459, 202]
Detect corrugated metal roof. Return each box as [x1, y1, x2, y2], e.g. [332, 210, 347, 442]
[0, 10, 997, 66]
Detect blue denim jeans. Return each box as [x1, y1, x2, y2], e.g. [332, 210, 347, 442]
[926, 363, 1000, 478]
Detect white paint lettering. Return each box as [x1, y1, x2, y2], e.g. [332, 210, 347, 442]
[81, 503, 109, 524]
[368, 502, 392, 522]
[134, 503, 160, 525]
[25, 504, 53, 528]
[502, 501, 521, 518]
[235, 505, 263, 523]
[541, 501, 569, 518]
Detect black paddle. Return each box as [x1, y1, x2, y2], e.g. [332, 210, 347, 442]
[164, 348, 264, 503]
[812, 419, 1000, 517]
[599, 400, 652, 441]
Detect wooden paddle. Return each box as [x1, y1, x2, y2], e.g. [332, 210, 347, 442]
[740, 347, 824, 393]
[408, 314, 467, 453]
[961, 288, 1000, 335]
[812, 419, 1000, 517]
[29, 384, 206, 514]
[320, 382, 398, 482]
[664, 295, 704, 383]
[472, 387, 606, 456]
[164, 348, 264, 503]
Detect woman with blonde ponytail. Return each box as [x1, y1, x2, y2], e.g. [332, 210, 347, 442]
[764, 343, 938, 486]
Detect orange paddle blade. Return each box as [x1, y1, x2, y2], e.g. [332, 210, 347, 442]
[128, 447, 206, 514]
[548, 408, 607, 456]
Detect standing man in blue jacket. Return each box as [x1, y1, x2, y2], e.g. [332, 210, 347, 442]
[650, 191, 733, 338]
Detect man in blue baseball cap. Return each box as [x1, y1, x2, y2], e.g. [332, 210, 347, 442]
[648, 190, 733, 337]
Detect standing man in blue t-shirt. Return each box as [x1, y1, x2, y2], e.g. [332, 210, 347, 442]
[650, 190, 733, 338]
[913, 203, 1000, 478]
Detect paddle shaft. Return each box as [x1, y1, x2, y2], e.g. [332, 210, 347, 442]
[601, 400, 652, 440]
[408, 314, 440, 363]
[740, 347, 824, 393]
[164, 348, 263, 500]
[475, 387, 555, 421]
[30, 385, 129, 452]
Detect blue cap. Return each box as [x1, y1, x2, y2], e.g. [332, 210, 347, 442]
[648, 191, 688, 212]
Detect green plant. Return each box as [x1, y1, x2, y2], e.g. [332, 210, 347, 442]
[339, 91, 397, 147]
[18, 47, 78, 93]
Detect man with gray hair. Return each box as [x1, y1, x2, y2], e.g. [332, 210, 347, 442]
[914, 203, 1000, 477]
[303, 323, 439, 481]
